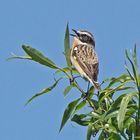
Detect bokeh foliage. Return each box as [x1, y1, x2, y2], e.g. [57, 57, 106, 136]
[10, 24, 140, 140]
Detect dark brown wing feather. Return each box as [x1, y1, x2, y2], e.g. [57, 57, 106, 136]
[72, 44, 99, 82]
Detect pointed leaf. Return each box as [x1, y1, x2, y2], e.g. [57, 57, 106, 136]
[104, 124, 118, 134]
[71, 114, 89, 126]
[25, 78, 62, 105]
[64, 23, 71, 67]
[124, 117, 135, 130]
[22, 45, 59, 69]
[87, 123, 92, 140]
[106, 133, 121, 140]
[105, 74, 131, 88]
[111, 94, 126, 109]
[87, 86, 95, 99]
[90, 99, 99, 110]
[104, 109, 118, 121]
[59, 98, 80, 132]
[130, 45, 138, 73]
[117, 92, 137, 130]
[99, 81, 129, 103]
[98, 131, 104, 140]
[124, 64, 135, 81]
[7, 53, 32, 60]
[132, 45, 138, 69]
[135, 136, 140, 139]
[126, 121, 136, 138]
[55, 67, 77, 74]
[91, 111, 101, 119]
[125, 49, 138, 84]
[63, 85, 73, 97]
[73, 100, 86, 114]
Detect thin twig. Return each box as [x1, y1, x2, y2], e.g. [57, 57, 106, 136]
[74, 80, 96, 110]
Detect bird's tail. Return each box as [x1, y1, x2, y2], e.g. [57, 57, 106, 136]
[90, 79, 101, 91]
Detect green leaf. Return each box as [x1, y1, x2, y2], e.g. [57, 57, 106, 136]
[87, 123, 92, 140]
[71, 114, 89, 126]
[126, 106, 136, 117]
[135, 136, 140, 139]
[55, 67, 77, 74]
[125, 119, 134, 140]
[59, 98, 80, 132]
[105, 124, 118, 134]
[117, 92, 137, 130]
[22, 45, 59, 69]
[125, 49, 138, 84]
[105, 74, 131, 88]
[98, 131, 104, 140]
[87, 86, 95, 99]
[124, 117, 135, 130]
[132, 46, 140, 86]
[7, 53, 32, 60]
[131, 45, 138, 71]
[106, 133, 121, 140]
[99, 81, 129, 103]
[104, 109, 118, 121]
[73, 100, 86, 114]
[25, 78, 62, 105]
[63, 85, 73, 97]
[91, 111, 101, 119]
[90, 99, 99, 110]
[124, 62, 135, 81]
[64, 23, 71, 67]
[111, 94, 126, 109]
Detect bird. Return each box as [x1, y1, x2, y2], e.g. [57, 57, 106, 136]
[70, 29, 100, 90]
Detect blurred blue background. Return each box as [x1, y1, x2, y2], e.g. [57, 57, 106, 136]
[0, 0, 140, 139]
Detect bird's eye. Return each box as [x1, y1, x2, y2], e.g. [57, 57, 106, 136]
[83, 35, 88, 41]
[81, 35, 88, 42]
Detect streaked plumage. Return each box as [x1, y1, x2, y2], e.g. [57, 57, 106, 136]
[70, 29, 100, 90]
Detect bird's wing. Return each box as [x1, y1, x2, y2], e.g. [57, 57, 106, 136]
[72, 44, 99, 82]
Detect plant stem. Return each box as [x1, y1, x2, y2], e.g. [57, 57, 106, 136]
[58, 67, 72, 79]
[73, 81, 96, 110]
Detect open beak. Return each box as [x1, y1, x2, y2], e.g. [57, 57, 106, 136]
[70, 29, 79, 37]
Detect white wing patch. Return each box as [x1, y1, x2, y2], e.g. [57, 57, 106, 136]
[74, 47, 78, 51]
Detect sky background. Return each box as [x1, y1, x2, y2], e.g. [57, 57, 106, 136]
[1, 0, 140, 140]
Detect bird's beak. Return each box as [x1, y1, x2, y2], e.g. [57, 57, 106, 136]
[70, 29, 79, 37]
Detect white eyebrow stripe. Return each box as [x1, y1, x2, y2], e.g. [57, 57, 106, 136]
[77, 31, 93, 38]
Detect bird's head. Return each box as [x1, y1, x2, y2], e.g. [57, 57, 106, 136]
[70, 29, 95, 46]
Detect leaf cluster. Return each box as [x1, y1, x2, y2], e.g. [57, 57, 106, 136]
[9, 24, 140, 140]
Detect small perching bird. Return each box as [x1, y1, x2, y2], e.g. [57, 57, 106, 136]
[70, 29, 100, 90]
